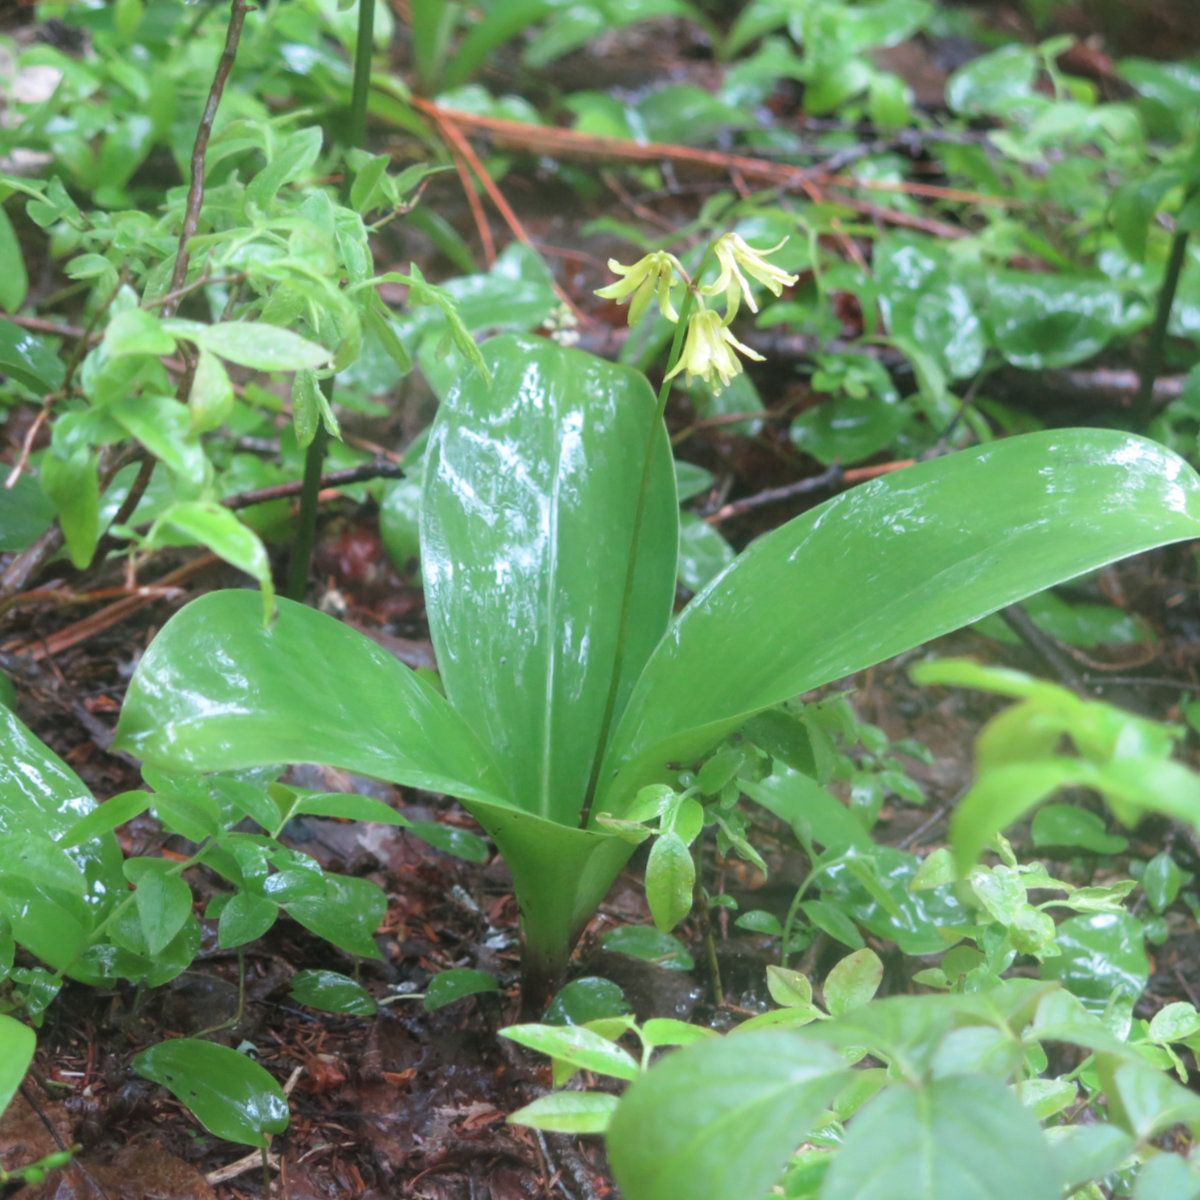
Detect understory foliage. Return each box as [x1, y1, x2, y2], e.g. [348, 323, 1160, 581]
[2, 0, 1200, 1196]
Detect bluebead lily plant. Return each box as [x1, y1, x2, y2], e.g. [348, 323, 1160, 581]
[116, 235, 1200, 1011]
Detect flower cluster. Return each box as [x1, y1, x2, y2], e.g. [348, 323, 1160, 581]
[595, 234, 797, 393]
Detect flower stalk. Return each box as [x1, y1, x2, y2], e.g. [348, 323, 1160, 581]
[581, 234, 794, 827]
[596, 233, 797, 396]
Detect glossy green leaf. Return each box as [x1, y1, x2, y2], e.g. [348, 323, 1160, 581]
[289, 969, 377, 1016]
[973, 591, 1150, 649]
[0, 319, 65, 393]
[768, 966, 814, 1009]
[466, 803, 638, 997]
[984, 274, 1123, 370]
[0, 474, 55, 552]
[296, 791, 488, 861]
[155, 503, 274, 618]
[1134, 1151, 1200, 1200]
[601, 925, 694, 971]
[822, 1074, 1059, 1200]
[743, 770, 873, 852]
[124, 858, 193, 957]
[423, 968, 500, 1010]
[646, 832, 695, 933]
[946, 44, 1037, 116]
[791, 357, 905, 466]
[875, 236, 984, 381]
[0, 708, 111, 845]
[1041, 913, 1149, 1014]
[285, 872, 386, 959]
[600, 431, 1200, 811]
[59, 790, 152, 849]
[820, 851, 965, 955]
[246, 126, 322, 210]
[163, 319, 330, 371]
[642, 1018, 714, 1050]
[1100, 1055, 1200, 1141]
[675, 461, 715, 501]
[1142, 851, 1184, 913]
[1148, 1001, 1200, 1043]
[824, 949, 883, 1016]
[41, 449, 100, 570]
[405, 819, 489, 862]
[1030, 803, 1128, 854]
[103, 308, 176, 358]
[132, 1038, 289, 1147]
[0, 709, 124, 972]
[0, 208, 28, 313]
[1049, 1124, 1133, 1191]
[108, 395, 207, 487]
[502, 1022, 640, 1081]
[114, 590, 510, 807]
[508, 1090, 618, 1133]
[545, 976, 631, 1026]
[188, 350, 234, 433]
[422, 333, 677, 827]
[607, 1031, 850, 1200]
[217, 891, 278, 949]
[295, 792, 411, 825]
[801, 898, 866, 950]
[379, 476, 423, 580]
[0, 1014, 34, 1117]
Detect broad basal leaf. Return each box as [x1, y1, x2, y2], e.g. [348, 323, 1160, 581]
[423, 333, 677, 826]
[600, 431, 1200, 811]
[115, 590, 510, 808]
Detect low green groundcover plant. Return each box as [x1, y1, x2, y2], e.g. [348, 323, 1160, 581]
[505, 664, 1200, 1200]
[113, 237, 1200, 1007]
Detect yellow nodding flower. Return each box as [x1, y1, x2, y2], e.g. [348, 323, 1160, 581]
[595, 251, 683, 326]
[665, 307, 765, 394]
[701, 233, 798, 322]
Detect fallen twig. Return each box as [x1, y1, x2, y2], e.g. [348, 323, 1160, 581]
[705, 459, 916, 524]
[397, 103, 1001, 240]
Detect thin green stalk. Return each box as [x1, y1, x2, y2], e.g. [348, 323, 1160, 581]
[286, 0, 375, 602]
[285, 419, 328, 602]
[191, 947, 247, 1038]
[579, 254, 711, 828]
[1134, 226, 1190, 431]
[697, 871, 725, 1007]
[346, 0, 376, 151]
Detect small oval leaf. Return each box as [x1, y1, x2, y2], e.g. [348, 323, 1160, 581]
[132, 1038, 289, 1147]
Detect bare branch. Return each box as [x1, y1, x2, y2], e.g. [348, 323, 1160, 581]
[164, 0, 250, 317]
